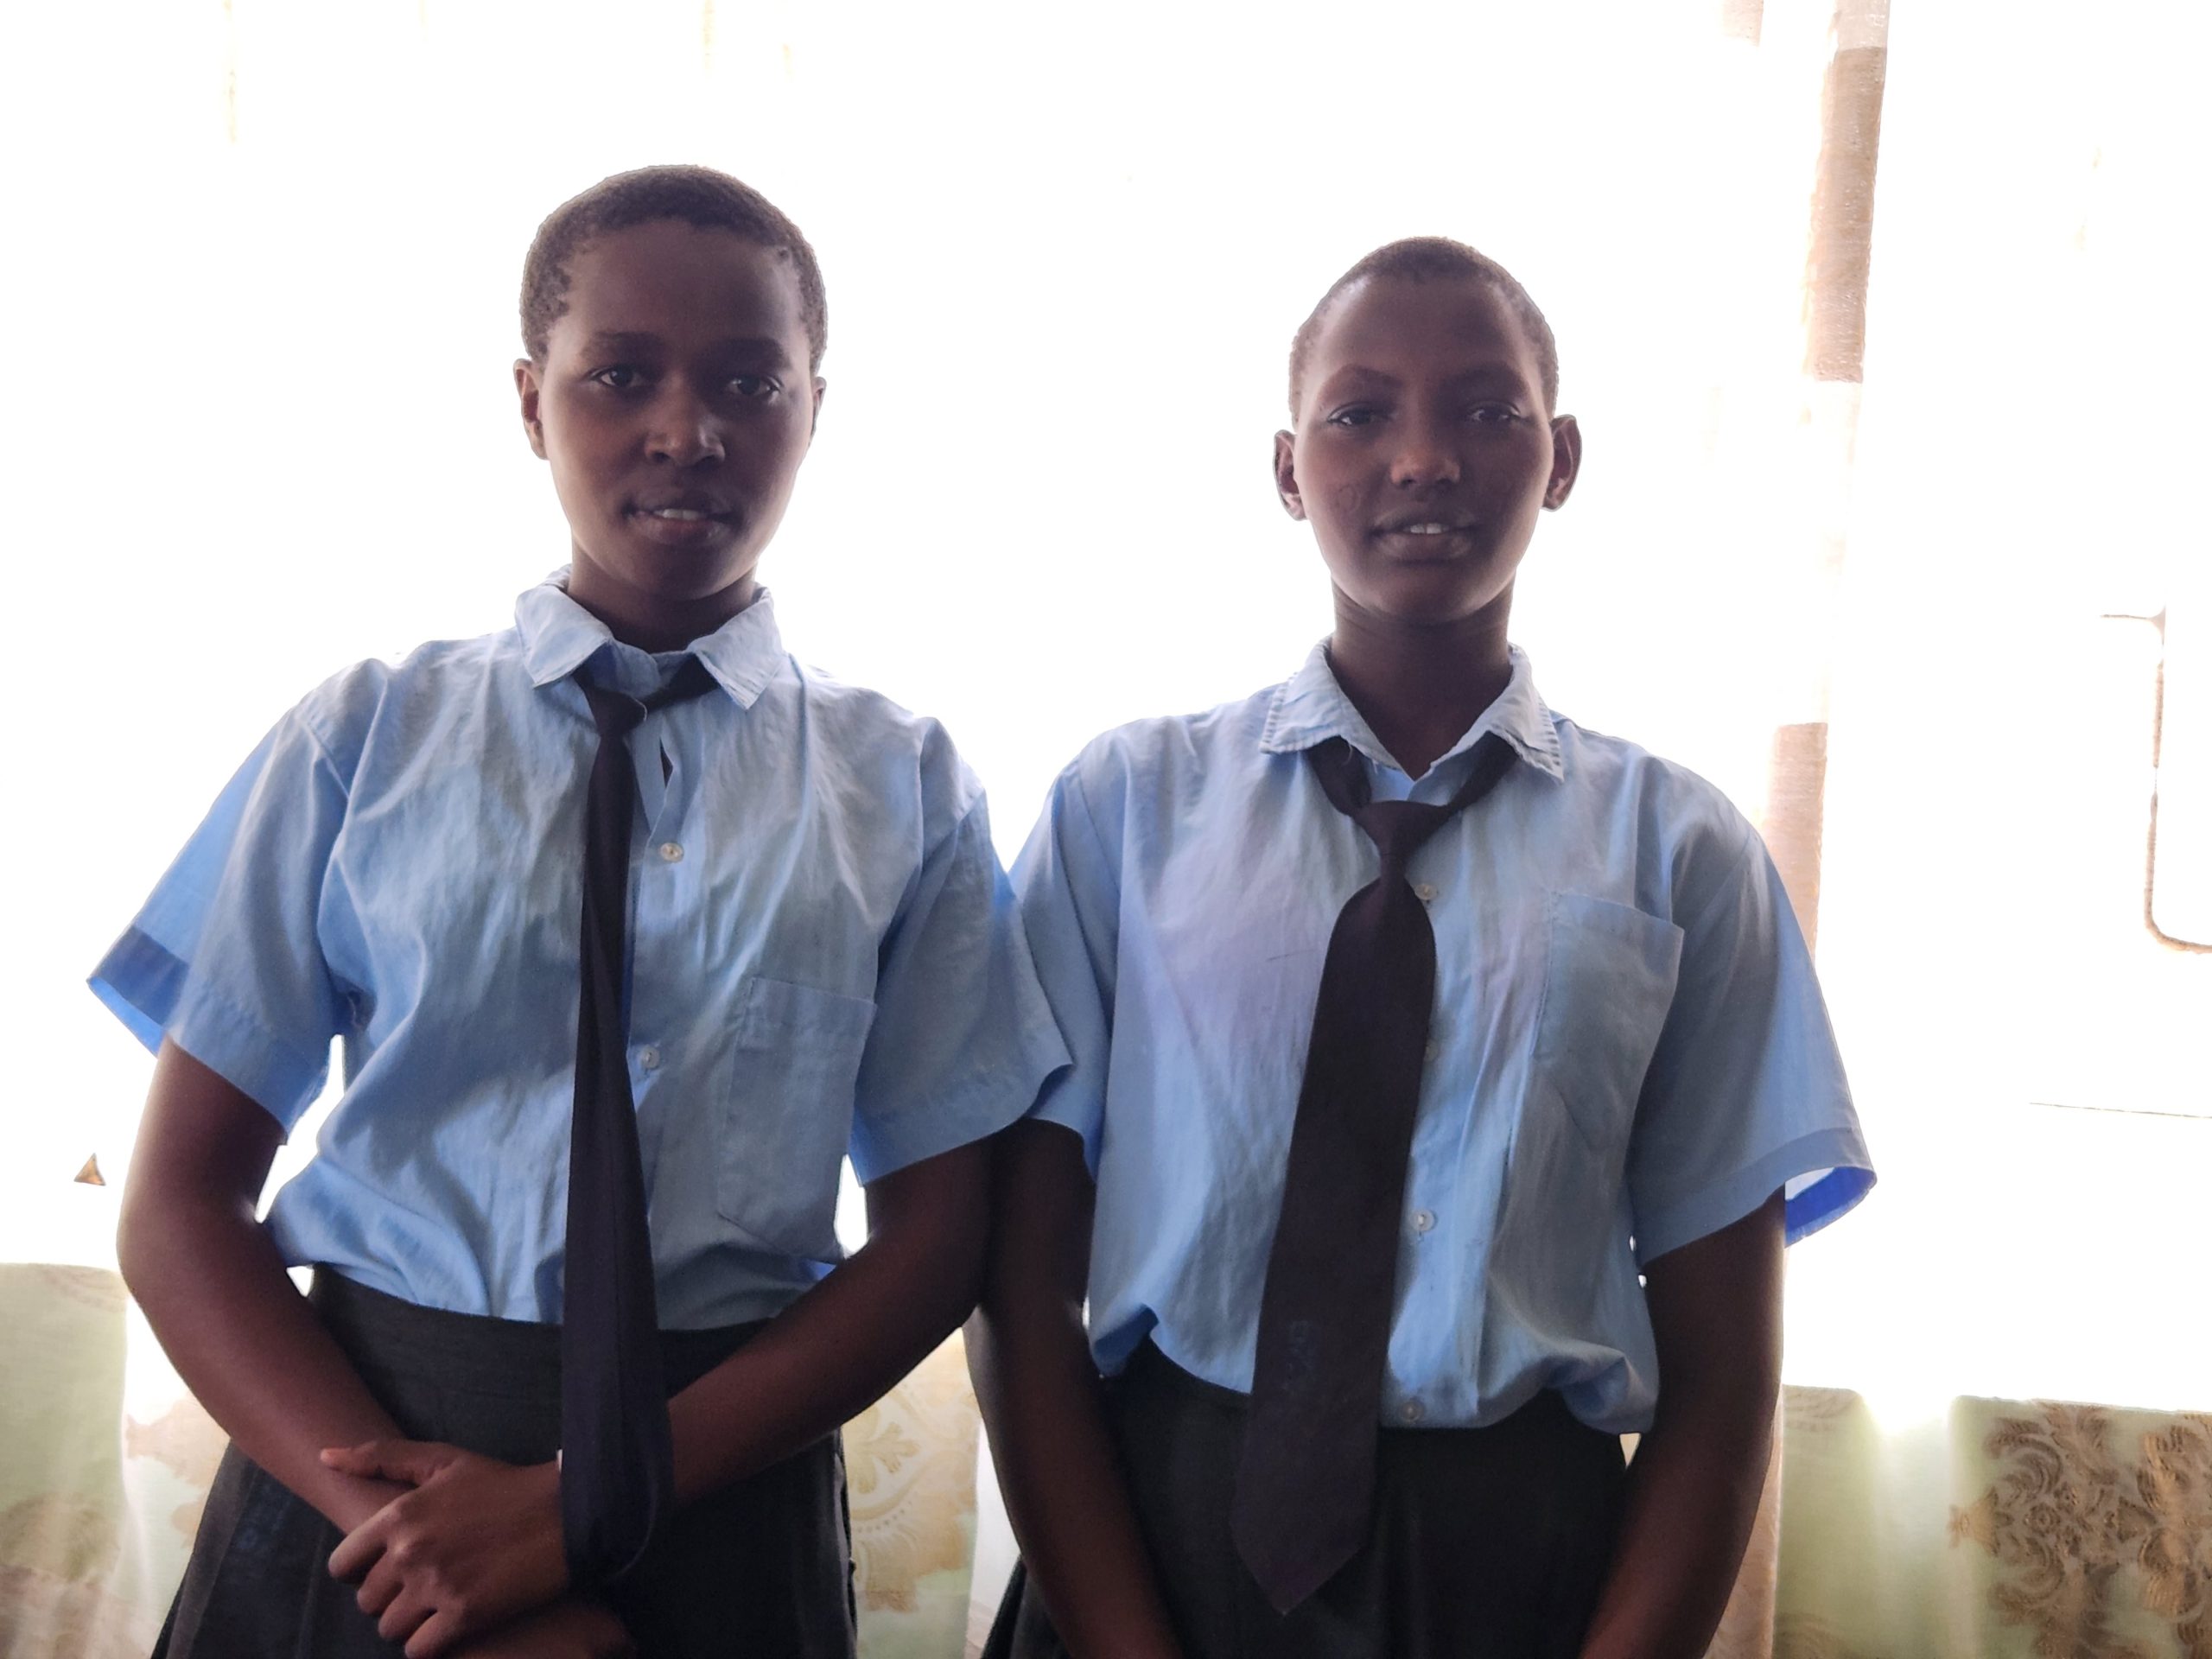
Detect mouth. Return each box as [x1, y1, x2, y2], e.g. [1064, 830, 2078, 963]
[628, 494, 738, 545]
[1372, 518, 1481, 557]
[1374, 516, 1476, 537]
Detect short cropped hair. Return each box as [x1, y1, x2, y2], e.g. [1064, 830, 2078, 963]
[1287, 237, 1558, 418]
[520, 164, 828, 372]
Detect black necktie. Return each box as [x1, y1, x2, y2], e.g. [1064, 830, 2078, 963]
[1230, 730, 1518, 1613]
[562, 654, 717, 1590]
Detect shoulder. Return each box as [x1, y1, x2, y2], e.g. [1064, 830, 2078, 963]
[1554, 717, 1751, 841]
[1053, 683, 1280, 820]
[1549, 715, 1763, 914]
[284, 630, 525, 775]
[782, 660, 981, 817]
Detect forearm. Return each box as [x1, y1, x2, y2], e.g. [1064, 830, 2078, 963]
[120, 1047, 407, 1531]
[964, 1120, 1179, 1658]
[1574, 1386, 1775, 1659]
[968, 1294, 1181, 1658]
[1577, 1192, 1786, 1659]
[664, 1163, 984, 1505]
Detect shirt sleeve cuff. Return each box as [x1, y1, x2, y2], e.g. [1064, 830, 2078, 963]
[88, 926, 188, 1056]
[1633, 1124, 1875, 1266]
[92, 927, 329, 1132]
[848, 1034, 1068, 1186]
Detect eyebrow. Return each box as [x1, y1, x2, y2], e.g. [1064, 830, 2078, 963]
[1320, 361, 1529, 391]
[579, 332, 795, 368]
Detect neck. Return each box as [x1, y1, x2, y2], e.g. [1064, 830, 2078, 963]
[1326, 592, 1514, 779]
[565, 565, 758, 655]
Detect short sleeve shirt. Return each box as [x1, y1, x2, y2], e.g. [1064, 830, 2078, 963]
[1014, 645, 1872, 1433]
[91, 579, 1069, 1328]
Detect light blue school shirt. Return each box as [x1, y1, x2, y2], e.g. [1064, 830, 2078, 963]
[1015, 644, 1872, 1435]
[91, 578, 1067, 1329]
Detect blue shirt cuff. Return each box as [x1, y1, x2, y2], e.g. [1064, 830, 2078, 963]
[90, 925, 327, 1131]
[848, 1039, 1067, 1186]
[1633, 1124, 1874, 1266]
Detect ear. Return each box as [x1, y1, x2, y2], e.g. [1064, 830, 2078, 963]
[1273, 429, 1307, 521]
[809, 377, 828, 443]
[1543, 414, 1582, 510]
[515, 359, 548, 460]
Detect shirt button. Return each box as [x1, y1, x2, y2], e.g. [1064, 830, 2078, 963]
[1410, 1208, 1435, 1235]
[638, 1046, 662, 1071]
[1423, 1039, 1440, 1064]
[1400, 1398, 1427, 1424]
[658, 842, 684, 863]
[1414, 881, 1439, 903]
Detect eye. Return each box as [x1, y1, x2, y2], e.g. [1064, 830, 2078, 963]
[1325, 404, 1384, 429]
[588, 365, 648, 391]
[728, 373, 781, 400]
[1466, 403, 1522, 426]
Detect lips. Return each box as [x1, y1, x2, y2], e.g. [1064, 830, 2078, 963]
[626, 491, 739, 548]
[1373, 515, 1478, 537]
[631, 491, 734, 522]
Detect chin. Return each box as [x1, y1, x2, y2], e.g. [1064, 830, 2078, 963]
[1347, 577, 1503, 628]
[605, 547, 753, 600]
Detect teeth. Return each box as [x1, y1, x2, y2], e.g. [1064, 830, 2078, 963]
[646, 508, 709, 521]
[1398, 524, 1446, 535]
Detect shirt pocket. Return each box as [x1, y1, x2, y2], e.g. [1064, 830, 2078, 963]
[1533, 891, 1684, 1155]
[717, 975, 877, 1260]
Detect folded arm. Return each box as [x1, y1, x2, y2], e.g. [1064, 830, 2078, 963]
[332, 1138, 996, 1654]
[119, 1039, 411, 1533]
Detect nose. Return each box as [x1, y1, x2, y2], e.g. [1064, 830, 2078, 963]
[1389, 417, 1459, 492]
[646, 387, 726, 467]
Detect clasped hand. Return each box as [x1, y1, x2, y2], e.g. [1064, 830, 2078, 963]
[324, 1439, 602, 1657]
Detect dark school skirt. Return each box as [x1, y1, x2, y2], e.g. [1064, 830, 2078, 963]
[154, 1269, 855, 1659]
[985, 1341, 1627, 1659]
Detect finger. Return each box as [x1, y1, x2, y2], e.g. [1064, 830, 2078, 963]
[353, 1551, 405, 1618]
[377, 1583, 436, 1649]
[322, 1439, 458, 1487]
[405, 1607, 467, 1659]
[327, 1508, 393, 1582]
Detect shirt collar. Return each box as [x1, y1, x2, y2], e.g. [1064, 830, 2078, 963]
[1258, 640, 1567, 782]
[514, 570, 786, 709]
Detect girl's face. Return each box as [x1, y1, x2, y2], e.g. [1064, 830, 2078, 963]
[1274, 276, 1578, 632]
[517, 220, 822, 643]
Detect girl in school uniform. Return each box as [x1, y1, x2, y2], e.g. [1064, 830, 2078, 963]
[92, 165, 1064, 1659]
[970, 239, 1875, 1659]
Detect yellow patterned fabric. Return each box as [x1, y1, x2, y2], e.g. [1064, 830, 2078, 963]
[1752, 1386, 2212, 1659]
[0, 1264, 977, 1659]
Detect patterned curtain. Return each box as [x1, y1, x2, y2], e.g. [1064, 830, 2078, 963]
[1711, 0, 2212, 1653]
